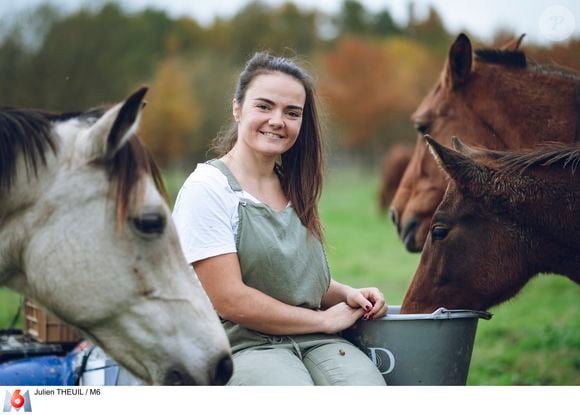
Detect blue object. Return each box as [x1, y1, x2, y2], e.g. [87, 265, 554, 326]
[0, 353, 78, 386]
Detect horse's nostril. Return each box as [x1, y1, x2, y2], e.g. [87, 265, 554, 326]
[389, 208, 399, 229]
[164, 367, 195, 386]
[401, 217, 421, 252]
[212, 354, 233, 386]
[401, 217, 418, 239]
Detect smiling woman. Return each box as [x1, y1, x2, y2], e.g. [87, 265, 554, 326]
[234, 72, 305, 155]
[172, 52, 388, 386]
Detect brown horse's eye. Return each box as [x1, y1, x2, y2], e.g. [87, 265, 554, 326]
[431, 225, 449, 240]
[132, 213, 166, 235]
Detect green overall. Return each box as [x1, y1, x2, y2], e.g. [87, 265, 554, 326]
[208, 160, 385, 386]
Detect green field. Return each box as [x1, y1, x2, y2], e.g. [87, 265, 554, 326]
[1, 167, 578, 385]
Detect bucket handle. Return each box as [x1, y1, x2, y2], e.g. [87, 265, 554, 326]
[432, 307, 492, 320]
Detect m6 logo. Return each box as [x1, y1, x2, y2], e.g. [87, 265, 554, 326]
[3, 390, 32, 413]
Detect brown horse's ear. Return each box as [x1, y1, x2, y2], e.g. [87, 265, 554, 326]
[500, 34, 525, 51]
[445, 33, 472, 88]
[451, 136, 473, 154]
[424, 135, 490, 190]
[452, 135, 506, 160]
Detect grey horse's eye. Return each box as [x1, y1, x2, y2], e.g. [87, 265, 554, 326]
[132, 213, 166, 235]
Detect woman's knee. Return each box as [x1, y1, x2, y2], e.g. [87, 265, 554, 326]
[227, 347, 314, 386]
[303, 341, 386, 386]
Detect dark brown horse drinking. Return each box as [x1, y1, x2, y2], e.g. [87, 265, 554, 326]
[401, 136, 580, 313]
[391, 33, 580, 252]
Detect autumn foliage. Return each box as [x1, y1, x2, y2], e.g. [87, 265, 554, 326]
[320, 36, 441, 150]
[140, 56, 200, 167]
[321, 37, 399, 148]
[2, 1, 579, 166]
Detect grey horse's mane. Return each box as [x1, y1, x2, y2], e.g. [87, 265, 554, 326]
[0, 106, 166, 223]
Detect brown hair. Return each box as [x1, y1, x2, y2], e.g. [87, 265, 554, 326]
[212, 52, 325, 240]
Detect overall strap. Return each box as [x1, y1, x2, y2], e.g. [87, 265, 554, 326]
[207, 159, 243, 192]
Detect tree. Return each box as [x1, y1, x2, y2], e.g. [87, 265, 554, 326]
[372, 9, 402, 37]
[320, 37, 399, 149]
[2, 3, 176, 110]
[0, 4, 60, 106]
[216, 1, 320, 64]
[406, 6, 451, 53]
[320, 36, 438, 153]
[140, 56, 201, 167]
[333, 0, 372, 36]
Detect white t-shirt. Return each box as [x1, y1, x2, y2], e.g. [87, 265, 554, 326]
[172, 163, 262, 265]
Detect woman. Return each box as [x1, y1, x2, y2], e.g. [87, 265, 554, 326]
[173, 52, 387, 385]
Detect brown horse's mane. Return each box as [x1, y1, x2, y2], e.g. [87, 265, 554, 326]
[0, 107, 167, 223]
[475, 47, 580, 82]
[475, 48, 526, 68]
[495, 143, 580, 175]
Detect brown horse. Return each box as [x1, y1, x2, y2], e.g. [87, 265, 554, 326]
[378, 144, 413, 213]
[390, 33, 580, 252]
[401, 136, 580, 313]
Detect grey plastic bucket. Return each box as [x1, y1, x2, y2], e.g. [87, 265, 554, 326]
[343, 305, 492, 385]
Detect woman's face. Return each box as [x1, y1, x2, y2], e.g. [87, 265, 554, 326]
[233, 72, 306, 158]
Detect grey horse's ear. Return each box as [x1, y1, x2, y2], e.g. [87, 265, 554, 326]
[424, 135, 490, 190]
[77, 87, 148, 162]
[105, 87, 148, 159]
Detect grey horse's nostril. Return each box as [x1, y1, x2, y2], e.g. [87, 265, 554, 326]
[164, 366, 195, 386]
[212, 354, 233, 386]
[389, 208, 399, 230]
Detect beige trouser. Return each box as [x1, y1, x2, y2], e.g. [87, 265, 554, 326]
[227, 335, 386, 386]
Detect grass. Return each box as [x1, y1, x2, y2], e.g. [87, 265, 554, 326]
[1, 166, 578, 385]
[0, 290, 23, 329]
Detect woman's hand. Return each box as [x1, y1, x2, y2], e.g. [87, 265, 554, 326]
[345, 287, 388, 320]
[319, 302, 365, 334]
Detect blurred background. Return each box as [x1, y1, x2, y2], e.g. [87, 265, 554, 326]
[1, 0, 579, 385]
[2, 0, 580, 169]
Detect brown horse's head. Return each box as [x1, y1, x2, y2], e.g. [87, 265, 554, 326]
[401, 136, 580, 313]
[378, 144, 413, 212]
[391, 33, 579, 252]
